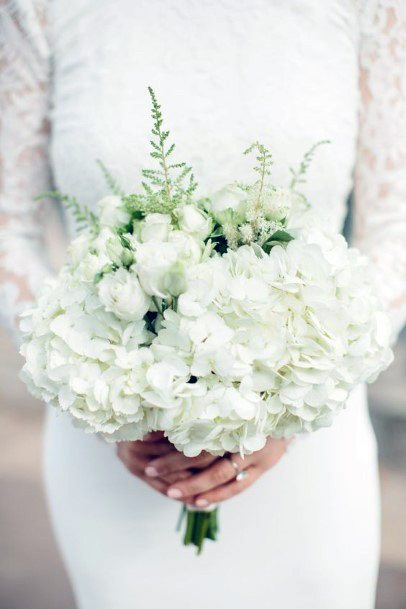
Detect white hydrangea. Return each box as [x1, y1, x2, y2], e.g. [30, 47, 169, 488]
[151, 233, 393, 455]
[20, 271, 153, 438]
[20, 199, 393, 456]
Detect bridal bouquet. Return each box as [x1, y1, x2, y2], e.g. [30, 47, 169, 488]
[20, 89, 393, 553]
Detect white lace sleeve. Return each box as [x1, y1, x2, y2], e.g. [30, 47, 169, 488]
[354, 0, 406, 343]
[0, 0, 52, 337]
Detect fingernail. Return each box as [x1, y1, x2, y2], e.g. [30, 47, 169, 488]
[195, 499, 209, 507]
[167, 488, 183, 499]
[145, 466, 158, 477]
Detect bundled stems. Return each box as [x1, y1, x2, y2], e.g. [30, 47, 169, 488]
[177, 506, 219, 555]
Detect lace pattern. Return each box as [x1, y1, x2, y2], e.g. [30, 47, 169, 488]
[0, 0, 52, 335]
[355, 0, 406, 340]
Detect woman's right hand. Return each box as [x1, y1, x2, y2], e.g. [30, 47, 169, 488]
[116, 433, 217, 498]
[117, 433, 196, 494]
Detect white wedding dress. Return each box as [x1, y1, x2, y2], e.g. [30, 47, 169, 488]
[1, 1, 405, 608]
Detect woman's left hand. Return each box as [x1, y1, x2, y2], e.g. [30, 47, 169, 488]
[146, 437, 290, 507]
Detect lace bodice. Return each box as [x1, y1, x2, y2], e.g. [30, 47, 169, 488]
[1, 0, 405, 340]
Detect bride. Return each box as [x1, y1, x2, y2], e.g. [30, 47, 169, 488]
[1, 1, 405, 608]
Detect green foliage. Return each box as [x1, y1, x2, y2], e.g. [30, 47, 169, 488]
[207, 227, 228, 254]
[35, 93, 328, 261]
[96, 159, 126, 198]
[35, 191, 98, 232]
[244, 141, 273, 180]
[210, 141, 287, 251]
[94, 263, 117, 284]
[124, 87, 198, 217]
[289, 140, 330, 190]
[244, 141, 273, 210]
[262, 229, 294, 253]
[178, 505, 219, 554]
[206, 140, 304, 254]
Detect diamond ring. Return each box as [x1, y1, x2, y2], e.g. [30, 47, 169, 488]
[228, 456, 248, 482]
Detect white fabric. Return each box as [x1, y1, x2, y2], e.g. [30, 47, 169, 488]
[45, 386, 380, 609]
[1, 1, 405, 607]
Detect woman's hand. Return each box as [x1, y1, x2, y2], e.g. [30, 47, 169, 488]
[118, 434, 289, 505]
[159, 438, 289, 507]
[117, 432, 194, 496]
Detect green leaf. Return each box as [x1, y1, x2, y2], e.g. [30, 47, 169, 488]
[210, 235, 228, 254]
[209, 225, 224, 238]
[262, 230, 294, 253]
[269, 230, 294, 242]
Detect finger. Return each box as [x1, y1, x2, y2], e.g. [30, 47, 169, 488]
[128, 468, 169, 496]
[145, 451, 217, 479]
[194, 466, 260, 506]
[166, 457, 240, 501]
[253, 438, 289, 472]
[117, 448, 169, 494]
[118, 444, 188, 482]
[161, 470, 193, 485]
[127, 440, 175, 457]
[142, 431, 166, 442]
[141, 475, 169, 496]
[117, 444, 150, 473]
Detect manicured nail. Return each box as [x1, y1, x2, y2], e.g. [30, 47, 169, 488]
[195, 499, 209, 507]
[167, 488, 183, 499]
[145, 466, 158, 477]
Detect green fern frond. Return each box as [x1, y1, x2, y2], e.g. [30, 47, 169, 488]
[289, 140, 330, 190]
[35, 191, 98, 231]
[96, 159, 126, 198]
[127, 87, 198, 217]
[244, 141, 273, 211]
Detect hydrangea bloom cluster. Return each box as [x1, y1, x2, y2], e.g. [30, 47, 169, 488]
[20, 90, 393, 459]
[20, 189, 393, 456]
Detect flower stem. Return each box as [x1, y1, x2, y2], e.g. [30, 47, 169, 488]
[177, 506, 219, 554]
[152, 296, 163, 315]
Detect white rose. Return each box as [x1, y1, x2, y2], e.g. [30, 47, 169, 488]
[209, 184, 247, 220]
[98, 196, 130, 228]
[92, 227, 133, 267]
[76, 251, 110, 282]
[134, 241, 186, 298]
[177, 205, 212, 240]
[168, 230, 203, 265]
[98, 267, 150, 321]
[68, 232, 92, 265]
[68, 230, 113, 281]
[140, 213, 172, 242]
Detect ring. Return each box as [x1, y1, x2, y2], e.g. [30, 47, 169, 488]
[227, 456, 248, 482]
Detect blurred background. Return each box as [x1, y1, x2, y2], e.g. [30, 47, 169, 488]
[0, 206, 405, 609]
